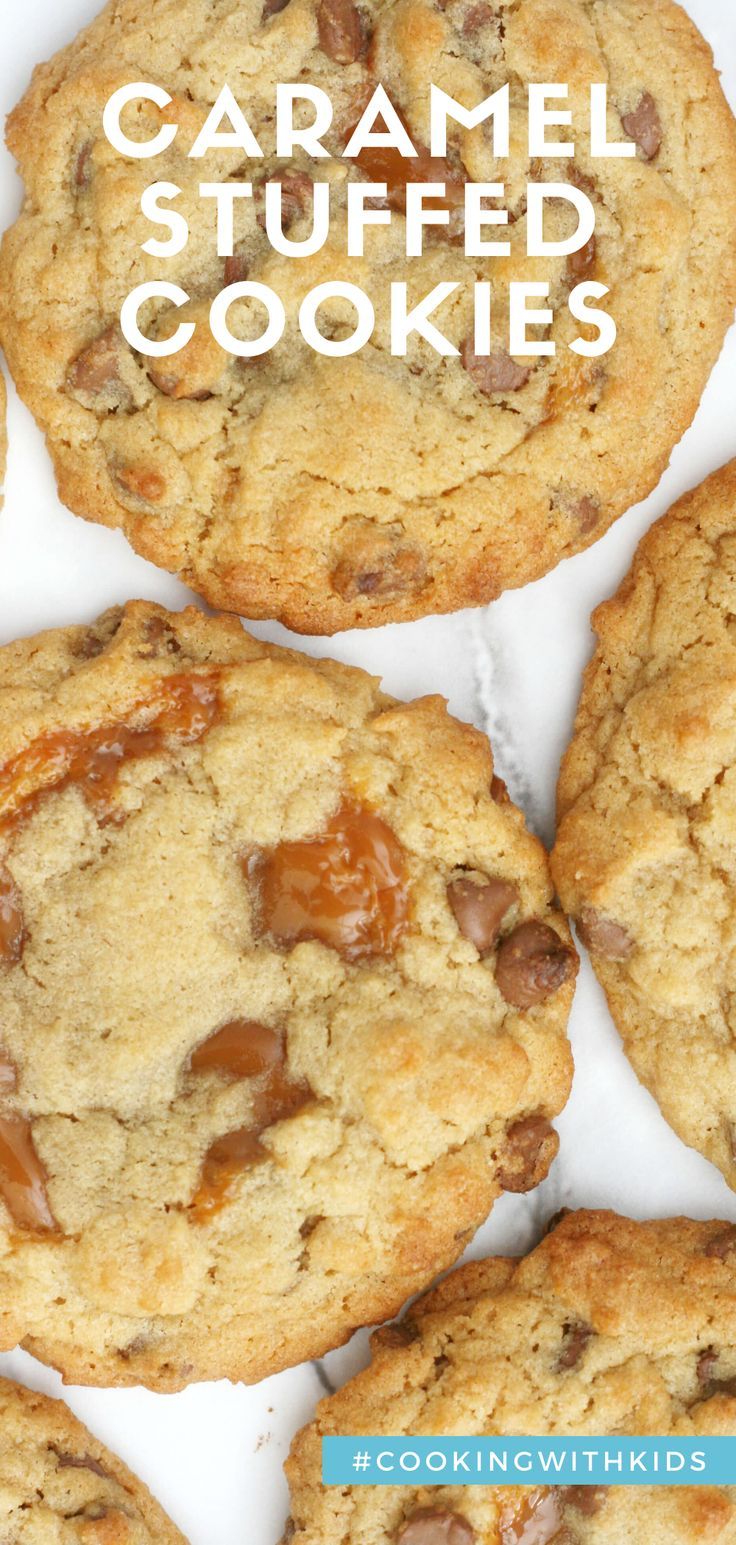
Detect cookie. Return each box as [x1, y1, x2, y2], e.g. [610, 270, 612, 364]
[553, 460, 736, 1190]
[0, 1374, 185, 1542]
[0, 366, 6, 506]
[0, 601, 574, 1389]
[2, 2, 736, 633]
[284, 1210, 736, 1543]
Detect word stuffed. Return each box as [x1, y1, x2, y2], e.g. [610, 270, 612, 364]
[105, 80, 637, 362]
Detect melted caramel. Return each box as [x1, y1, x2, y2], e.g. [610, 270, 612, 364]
[353, 140, 466, 214]
[190, 1020, 282, 1079]
[500, 1490, 562, 1545]
[0, 865, 24, 965]
[0, 674, 220, 969]
[251, 803, 409, 962]
[0, 1115, 58, 1234]
[0, 673, 220, 836]
[190, 1023, 311, 1222]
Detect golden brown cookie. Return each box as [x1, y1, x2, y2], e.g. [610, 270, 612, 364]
[0, 601, 574, 1389]
[284, 1210, 736, 1543]
[0, 1375, 185, 1542]
[553, 460, 736, 1191]
[1, 1, 735, 631]
[0, 366, 6, 506]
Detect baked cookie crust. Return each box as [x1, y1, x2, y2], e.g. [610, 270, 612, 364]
[553, 460, 736, 1191]
[284, 1210, 736, 1542]
[1, 0, 735, 631]
[0, 601, 574, 1389]
[0, 1375, 185, 1542]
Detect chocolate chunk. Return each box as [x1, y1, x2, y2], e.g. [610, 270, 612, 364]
[568, 233, 596, 280]
[256, 173, 314, 231]
[574, 497, 600, 535]
[224, 254, 248, 286]
[72, 140, 93, 192]
[317, 0, 368, 62]
[462, 2, 494, 34]
[495, 921, 575, 1009]
[447, 873, 518, 954]
[461, 338, 531, 394]
[53, 1448, 109, 1479]
[557, 1320, 594, 1371]
[112, 463, 167, 505]
[331, 527, 427, 602]
[621, 93, 662, 160]
[497, 1114, 558, 1193]
[397, 1508, 476, 1545]
[577, 907, 633, 961]
[697, 1347, 719, 1387]
[705, 1227, 736, 1259]
[67, 327, 125, 399]
[376, 1320, 420, 1349]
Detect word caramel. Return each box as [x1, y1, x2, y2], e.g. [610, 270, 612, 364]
[104, 79, 640, 363]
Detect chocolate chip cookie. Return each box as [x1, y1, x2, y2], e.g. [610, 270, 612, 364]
[0, 1375, 185, 1542]
[2, 1, 735, 632]
[0, 367, 6, 507]
[284, 1210, 736, 1543]
[553, 460, 736, 1191]
[0, 601, 574, 1389]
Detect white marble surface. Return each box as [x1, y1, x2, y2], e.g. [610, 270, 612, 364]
[0, 4, 735, 1539]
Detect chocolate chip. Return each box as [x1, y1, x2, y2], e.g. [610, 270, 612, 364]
[495, 921, 575, 1009]
[72, 140, 93, 192]
[557, 1320, 594, 1371]
[697, 1347, 719, 1386]
[447, 873, 518, 955]
[497, 1114, 558, 1193]
[224, 254, 248, 285]
[621, 93, 662, 160]
[461, 338, 530, 394]
[317, 0, 369, 62]
[138, 615, 182, 658]
[53, 1448, 109, 1479]
[462, 2, 494, 34]
[705, 1226, 736, 1259]
[331, 528, 427, 601]
[263, 0, 291, 15]
[256, 173, 314, 231]
[490, 775, 509, 803]
[561, 1485, 608, 1516]
[112, 463, 167, 506]
[577, 906, 633, 961]
[397, 1509, 476, 1545]
[375, 1319, 420, 1349]
[575, 497, 600, 535]
[67, 327, 125, 400]
[568, 233, 596, 280]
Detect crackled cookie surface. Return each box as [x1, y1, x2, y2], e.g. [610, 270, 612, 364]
[0, 602, 574, 1389]
[0, 1376, 185, 1542]
[553, 460, 736, 1190]
[2, 1, 736, 632]
[285, 1210, 736, 1543]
